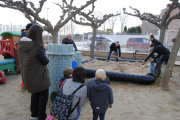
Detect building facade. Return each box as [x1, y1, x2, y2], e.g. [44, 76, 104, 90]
[141, 19, 159, 35]
[161, 6, 180, 46]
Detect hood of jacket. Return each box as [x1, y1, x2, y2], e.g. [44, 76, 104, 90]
[18, 37, 35, 53]
[93, 79, 108, 92]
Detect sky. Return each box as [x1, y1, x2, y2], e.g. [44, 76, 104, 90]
[0, 0, 171, 34]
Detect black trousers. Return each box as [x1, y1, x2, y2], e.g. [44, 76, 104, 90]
[31, 88, 49, 120]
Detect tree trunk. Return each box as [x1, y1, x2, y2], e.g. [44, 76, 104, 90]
[159, 27, 166, 44]
[161, 28, 180, 90]
[90, 27, 97, 58]
[51, 30, 59, 43]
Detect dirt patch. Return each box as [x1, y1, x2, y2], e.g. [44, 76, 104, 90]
[0, 57, 180, 120]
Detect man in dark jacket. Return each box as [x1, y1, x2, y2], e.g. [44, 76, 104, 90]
[149, 35, 162, 61]
[15, 23, 34, 46]
[107, 41, 121, 62]
[149, 35, 162, 45]
[62, 34, 78, 51]
[142, 43, 170, 77]
[88, 69, 113, 120]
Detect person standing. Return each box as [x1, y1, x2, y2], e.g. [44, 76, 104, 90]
[15, 23, 34, 47]
[62, 34, 78, 51]
[107, 41, 121, 62]
[88, 69, 113, 120]
[142, 43, 171, 77]
[18, 25, 50, 120]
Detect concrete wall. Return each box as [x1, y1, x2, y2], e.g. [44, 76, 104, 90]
[88, 35, 160, 46]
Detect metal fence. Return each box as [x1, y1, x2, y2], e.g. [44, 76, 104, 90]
[75, 34, 180, 61]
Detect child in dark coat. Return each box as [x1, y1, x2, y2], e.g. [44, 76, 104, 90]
[59, 67, 73, 88]
[88, 69, 114, 120]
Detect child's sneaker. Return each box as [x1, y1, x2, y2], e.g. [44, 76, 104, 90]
[170, 73, 173, 77]
[45, 115, 53, 120]
[30, 117, 37, 120]
[155, 74, 161, 77]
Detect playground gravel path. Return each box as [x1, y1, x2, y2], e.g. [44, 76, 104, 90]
[0, 57, 180, 120]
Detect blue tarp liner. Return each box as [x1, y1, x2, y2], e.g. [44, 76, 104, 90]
[82, 58, 94, 64]
[96, 57, 143, 63]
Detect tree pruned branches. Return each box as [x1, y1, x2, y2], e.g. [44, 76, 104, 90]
[0, 0, 97, 43]
[72, 4, 120, 58]
[123, 1, 180, 43]
[123, 6, 161, 28]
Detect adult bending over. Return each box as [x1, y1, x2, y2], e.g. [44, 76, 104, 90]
[107, 41, 121, 62]
[18, 25, 50, 120]
[142, 43, 170, 77]
[62, 34, 78, 51]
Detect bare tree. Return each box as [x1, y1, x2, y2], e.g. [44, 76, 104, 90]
[107, 12, 118, 33]
[72, 4, 120, 58]
[161, 0, 180, 90]
[94, 11, 107, 33]
[101, 21, 107, 33]
[0, 0, 97, 43]
[124, 0, 180, 90]
[119, 13, 129, 33]
[123, 1, 180, 43]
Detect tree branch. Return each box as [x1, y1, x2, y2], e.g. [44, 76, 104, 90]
[162, 2, 175, 25]
[166, 12, 180, 26]
[98, 12, 121, 28]
[72, 16, 92, 26]
[54, 0, 97, 31]
[170, 0, 180, 9]
[123, 6, 161, 28]
[0, 0, 53, 32]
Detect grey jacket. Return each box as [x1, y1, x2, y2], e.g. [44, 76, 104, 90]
[62, 79, 87, 119]
[88, 79, 114, 113]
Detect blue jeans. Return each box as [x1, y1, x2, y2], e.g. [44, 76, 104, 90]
[69, 108, 81, 120]
[150, 49, 158, 63]
[93, 111, 106, 120]
[155, 55, 169, 75]
[107, 49, 118, 62]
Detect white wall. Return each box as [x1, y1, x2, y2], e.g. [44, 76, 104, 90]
[88, 35, 160, 46]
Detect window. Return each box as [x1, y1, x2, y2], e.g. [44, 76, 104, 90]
[152, 26, 156, 30]
[129, 38, 134, 42]
[143, 39, 149, 43]
[137, 38, 142, 43]
[145, 26, 148, 30]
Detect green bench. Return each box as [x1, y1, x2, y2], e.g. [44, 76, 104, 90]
[0, 58, 16, 75]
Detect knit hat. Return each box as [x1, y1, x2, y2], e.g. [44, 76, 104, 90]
[26, 23, 34, 30]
